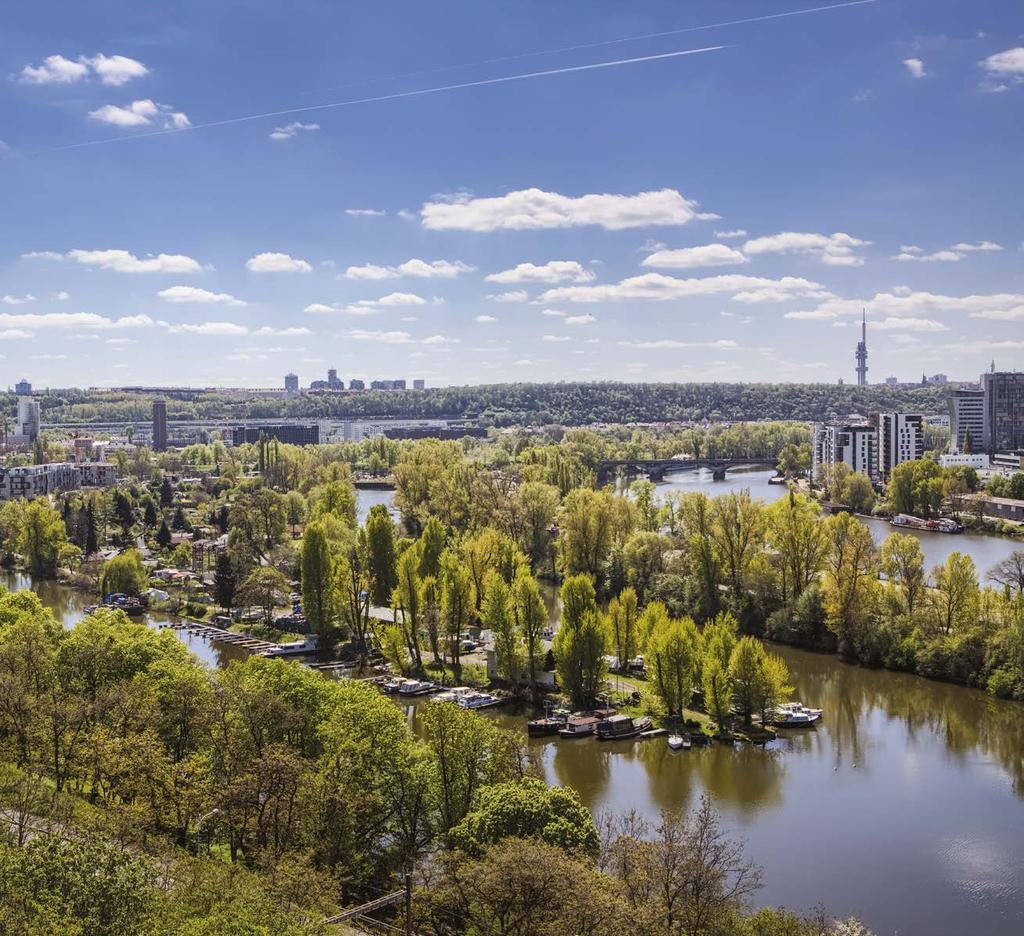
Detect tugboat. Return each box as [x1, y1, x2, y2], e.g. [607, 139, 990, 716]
[596, 714, 652, 741]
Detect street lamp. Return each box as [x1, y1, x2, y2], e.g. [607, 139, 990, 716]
[194, 807, 221, 856]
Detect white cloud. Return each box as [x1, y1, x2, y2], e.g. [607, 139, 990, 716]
[618, 338, 739, 349]
[968, 306, 1024, 321]
[542, 335, 571, 342]
[641, 244, 747, 270]
[88, 99, 189, 129]
[343, 258, 474, 280]
[893, 241, 1002, 262]
[871, 316, 948, 332]
[159, 320, 248, 335]
[17, 54, 90, 85]
[68, 248, 204, 273]
[742, 231, 870, 266]
[475, 314, 497, 323]
[513, 359, 535, 367]
[485, 260, 594, 284]
[157, 285, 246, 306]
[421, 334, 460, 346]
[980, 47, 1024, 84]
[105, 337, 136, 346]
[2, 294, 36, 305]
[0, 329, 33, 340]
[253, 326, 312, 336]
[539, 272, 829, 304]
[308, 293, 428, 316]
[541, 309, 566, 317]
[347, 329, 413, 344]
[903, 58, 926, 79]
[345, 208, 386, 217]
[0, 312, 153, 330]
[421, 187, 713, 232]
[246, 252, 312, 273]
[714, 229, 747, 240]
[807, 288, 1024, 320]
[304, 303, 337, 315]
[564, 314, 596, 326]
[269, 121, 319, 141]
[20, 250, 64, 261]
[88, 54, 150, 86]
[784, 308, 841, 320]
[487, 291, 529, 303]
[30, 353, 68, 360]
[54, 290, 70, 301]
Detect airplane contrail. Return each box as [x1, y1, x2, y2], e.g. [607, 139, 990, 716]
[318, 0, 879, 95]
[34, 46, 727, 154]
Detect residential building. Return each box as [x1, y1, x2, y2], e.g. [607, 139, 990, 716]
[812, 422, 878, 481]
[229, 424, 320, 446]
[152, 399, 168, 452]
[981, 371, 1024, 454]
[327, 368, 343, 390]
[17, 397, 41, 443]
[939, 453, 990, 471]
[877, 413, 923, 480]
[14, 379, 31, 395]
[413, 379, 425, 390]
[0, 462, 118, 501]
[950, 389, 984, 453]
[855, 310, 868, 386]
[349, 379, 365, 390]
[284, 373, 299, 394]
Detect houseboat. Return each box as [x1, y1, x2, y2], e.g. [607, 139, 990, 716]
[596, 714, 652, 741]
[558, 715, 599, 739]
[890, 513, 963, 534]
[527, 708, 569, 736]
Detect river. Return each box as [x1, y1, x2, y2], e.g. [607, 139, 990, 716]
[3, 481, 1024, 934]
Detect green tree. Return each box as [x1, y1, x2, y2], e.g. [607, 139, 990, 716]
[607, 587, 639, 671]
[440, 549, 474, 683]
[823, 513, 879, 655]
[554, 581, 607, 711]
[928, 552, 979, 636]
[417, 515, 446, 578]
[393, 544, 425, 672]
[482, 570, 523, 686]
[99, 549, 148, 597]
[839, 471, 876, 514]
[213, 549, 238, 611]
[155, 518, 172, 550]
[648, 614, 702, 716]
[766, 492, 829, 604]
[880, 533, 926, 617]
[511, 567, 548, 693]
[365, 504, 398, 607]
[702, 656, 733, 733]
[18, 500, 68, 578]
[237, 566, 289, 625]
[300, 521, 336, 636]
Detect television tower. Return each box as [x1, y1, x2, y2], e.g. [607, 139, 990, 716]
[855, 309, 868, 386]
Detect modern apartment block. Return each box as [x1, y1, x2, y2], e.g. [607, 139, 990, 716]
[0, 462, 118, 501]
[950, 389, 985, 454]
[877, 413, 923, 480]
[229, 424, 321, 446]
[981, 371, 1024, 454]
[12, 397, 41, 443]
[812, 423, 878, 482]
[152, 398, 168, 452]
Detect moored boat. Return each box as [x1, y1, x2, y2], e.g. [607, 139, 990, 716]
[528, 707, 569, 736]
[771, 701, 823, 727]
[397, 678, 437, 696]
[558, 715, 599, 738]
[596, 714, 652, 741]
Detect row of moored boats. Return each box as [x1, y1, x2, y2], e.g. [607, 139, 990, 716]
[380, 677, 502, 709]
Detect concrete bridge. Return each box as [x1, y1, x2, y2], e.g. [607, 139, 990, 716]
[595, 457, 773, 486]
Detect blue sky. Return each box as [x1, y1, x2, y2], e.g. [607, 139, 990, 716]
[1, 0, 1022, 390]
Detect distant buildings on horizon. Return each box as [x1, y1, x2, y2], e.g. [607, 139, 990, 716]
[286, 368, 426, 394]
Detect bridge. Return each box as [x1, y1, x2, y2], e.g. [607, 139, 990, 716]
[596, 457, 773, 486]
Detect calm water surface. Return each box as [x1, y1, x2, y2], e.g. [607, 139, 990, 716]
[3, 482, 1023, 934]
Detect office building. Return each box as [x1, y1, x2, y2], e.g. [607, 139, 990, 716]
[877, 413, 923, 480]
[981, 371, 1024, 453]
[939, 453, 990, 471]
[14, 379, 31, 395]
[327, 368, 343, 390]
[230, 424, 320, 446]
[855, 310, 868, 386]
[284, 373, 299, 394]
[152, 399, 168, 452]
[812, 422, 877, 482]
[17, 397, 41, 443]
[413, 379, 425, 390]
[349, 378, 365, 390]
[950, 389, 984, 453]
[0, 462, 118, 501]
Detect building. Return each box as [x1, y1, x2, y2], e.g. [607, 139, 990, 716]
[152, 399, 168, 452]
[876, 413, 923, 480]
[885, 376, 899, 386]
[939, 453, 990, 471]
[812, 422, 878, 481]
[327, 368, 343, 390]
[349, 379, 365, 390]
[229, 424, 320, 446]
[413, 379, 425, 390]
[967, 494, 1024, 524]
[0, 462, 118, 501]
[16, 397, 41, 443]
[284, 373, 299, 394]
[923, 373, 948, 385]
[950, 389, 984, 453]
[981, 371, 1024, 454]
[14, 379, 31, 395]
[855, 310, 868, 386]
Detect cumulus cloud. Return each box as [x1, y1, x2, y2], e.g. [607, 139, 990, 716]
[892, 241, 1003, 262]
[539, 272, 829, 304]
[343, 259, 474, 280]
[345, 208, 386, 217]
[565, 314, 596, 326]
[800, 288, 1024, 321]
[0, 312, 153, 330]
[485, 260, 594, 284]
[2, 294, 36, 305]
[0, 329, 33, 340]
[346, 329, 413, 344]
[618, 338, 739, 349]
[246, 252, 312, 273]
[20, 251, 64, 261]
[968, 306, 1024, 321]
[474, 314, 497, 324]
[742, 231, 869, 266]
[159, 320, 248, 335]
[542, 335, 572, 342]
[157, 285, 246, 306]
[871, 316, 948, 332]
[18, 53, 149, 86]
[66, 248, 205, 273]
[714, 229, 747, 240]
[979, 47, 1024, 91]
[541, 309, 566, 317]
[89, 99, 189, 129]
[903, 58, 926, 78]
[487, 291, 529, 303]
[269, 121, 319, 141]
[54, 290, 70, 301]
[641, 244, 747, 270]
[421, 187, 714, 232]
[253, 326, 311, 336]
[306, 293, 429, 316]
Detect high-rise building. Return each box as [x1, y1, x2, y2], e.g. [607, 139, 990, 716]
[855, 310, 868, 386]
[16, 397, 40, 443]
[413, 379, 425, 390]
[950, 389, 984, 453]
[812, 422, 878, 481]
[981, 371, 1024, 453]
[152, 399, 168, 452]
[284, 373, 299, 393]
[349, 378, 365, 390]
[327, 368, 343, 390]
[14, 379, 31, 395]
[877, 413, 923, 480]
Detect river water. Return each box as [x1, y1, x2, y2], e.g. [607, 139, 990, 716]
[3, 479, 1024, 934]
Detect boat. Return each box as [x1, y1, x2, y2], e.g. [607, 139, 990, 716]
[668, 733, 693, 750]
[397, 679, 437, 696]
[771, 701, 823, 727]
[528, 707, 569, 736]
[380, 677, 405, 693]
[558, 715, 599, 738]
[596, 714, 652, 741]
[435, 686, 502, 709]
[257, 636, 319, 657]
[890, 513, 963, 534]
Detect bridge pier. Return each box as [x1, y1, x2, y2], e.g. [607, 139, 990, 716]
[712, 467, 726, 481]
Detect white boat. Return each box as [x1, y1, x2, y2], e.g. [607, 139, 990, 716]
[667, 734, 685, 750]
[258, 637, 318, 657]
[435, 686, 501, 709]
[397, 679, 437, 696]
[772, 702, 823, 727]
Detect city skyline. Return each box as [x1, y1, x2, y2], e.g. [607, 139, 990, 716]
[2, 1, 1023, 388]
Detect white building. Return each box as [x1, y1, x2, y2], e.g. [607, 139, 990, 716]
[13, 397, 41, 444]
[877, 413, 923, 480]
[939, 453, 990, 471]
[812, 423, 878, 482]
[950, 389, 984, 453]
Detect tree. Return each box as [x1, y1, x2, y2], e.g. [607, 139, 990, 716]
[449, 777, 599, 856]
[607, 587, 639, 671]
[228, 485, 287, 564]
[839, 472, 876, 514]
[237, 567, 289, 625]
[728, 636, 786, 726]
[142, 497, 158, 529]
[392, 544, 425, 672]
[554, 581, 607, 711]
[284, 490, 306, 537]
[710, 491, 765, 613]
[300, 522, 336, 636]
[511, 567, 548, 693]
[631, 479, 659, 532]
[557, 487, 618, 582]
[440, 550, 474, 683]
[213, 549, 238, 611]
[365, 504, 398, 607]
[18, 500, 68, 578]
[155, 518, 172, 550]
[766, 492, 829, 604]
[99, 550, 148, 597]
[881, 533, 926, 617]
[928, 552, 979, 636]
[84, 500, 99, 556]
[822, 513, 879, 655]
[513, 480, 560, 573]
[482, 570, 523, 686]
[171, 541, 193, 569]
[159, 475, 174, 507]
[623, 531, 668, 601]
[647, 614, 702, 716]
[989, 551, 1024, 598]
[417, 516, 446, 578]
[702, 656, 733, 733]
[112, 489, 135, 538]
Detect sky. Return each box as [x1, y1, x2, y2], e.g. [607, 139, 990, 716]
[0, 0, 1022, 390]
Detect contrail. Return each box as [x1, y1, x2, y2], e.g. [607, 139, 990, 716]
[318, 0, 878, 95]
[33, 46, 726, 154]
